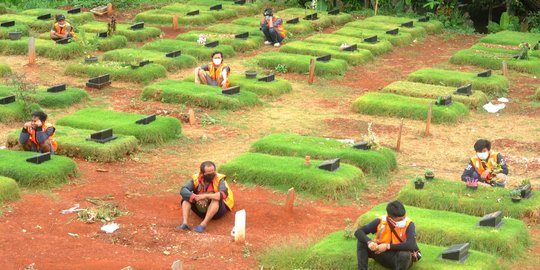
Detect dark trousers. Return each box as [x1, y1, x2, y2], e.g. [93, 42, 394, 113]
[183, 199, 228, 220]
[357, 241, 412, 270]
[261, 25, 283, 44]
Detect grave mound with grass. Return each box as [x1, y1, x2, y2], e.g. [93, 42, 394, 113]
[95, 35, 128, 51]
[251, 133, 396, 176]
[102, 48, 197, 72]
[79, 21, 162, 42]
[0, 84, 88, 108]
[256, 52, 348, 77]
[333, 27, 414, 46]
[161, 3, 239, 20]
[65, 62, 167, 83]
[358, 203, 531, 259]
[280, 41, 374, 66]
[345, 20, 427, 39]
[219, 152, 365, 200]
[0, 63, 11, 76]
[0, 150, 78, 187]
[0, 23, 30, 39]
[407, 68, 509, 96]
[57, 108, 182, 144]
[142, 80, 261, 110]
[175, 0, 262, 15]
[364, 15, 444, 34]
[176, 30, 263, 52]
[479, 30, 540, 46]
[7, 126, 138, 162]
[141, 39, 236, 60]
[0, 100, 40, 123]
[0, 37, 83, 59]
[182, 74, 293, 97]
[20, 9, 94, 24]
[134, 9, 215, 26]
[278, 8, 335, 29]
[450, 47, 540, 76]
[353, 92, 469, 123]
[0, 14, 55, 32]
[0, 176, 20, 203]
[304, 33, 393, 56]
[397, 178, 540, 220]
[205, 23, 263, 38]
[382, 81, 488, 109]
[231, 16, 315, 37]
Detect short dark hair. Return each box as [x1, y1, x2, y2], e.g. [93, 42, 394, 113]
[200, 161, 216, 173]
[263, 8, 273, 16]
[211, 51, 223, 58]
[32, 111, 48, 122]
[386, 200, 406, 218]
[56, 14, 66, 21]
[474, 139, 491, 152]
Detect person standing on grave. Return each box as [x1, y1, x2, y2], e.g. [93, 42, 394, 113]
[260, 8, 286, 47]
[19, 111, 57, 154]
[355, 200, 421, 270]
[194, 51, 230, 89]
[50, 14, 76, 41]
[461, 139, 508, 187]
[177, 161, 234, 233]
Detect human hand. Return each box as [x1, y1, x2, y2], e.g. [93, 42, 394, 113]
[496, 173, 507, 183]
[480, 171, 490, 180]
[23, 122, 32, 129]
[194, 194, 206, 201]
[368, 241, 378, 251]
[375, 244, 388, 254]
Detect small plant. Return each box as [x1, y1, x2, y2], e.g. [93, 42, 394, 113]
[424, 169, 434, 180]
[78, 29, 99, 58]
[510, 189, 522, 203]
[5, 72, 38, 115]
[107, 16, 117, 37]
[344, 218, 354, 239]
[275, 64, 288, 73]
[242, 244, 251, 258]
[77, 196, 125, 223]
[362, 122, 381, 150]
[200, 113, 221, 126]
[414, 175, 425, 190]
[520, 179, 531, 187]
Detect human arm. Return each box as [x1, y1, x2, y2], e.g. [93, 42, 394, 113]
[461, 161, 476, 182]
[201, 178, 229, 201]
[19, 124, 31, 145]
[273, 17, 283, 27]
[180, 179, 197, 202]
[354, 219, 380, 243]
[35, 126, 55, 144]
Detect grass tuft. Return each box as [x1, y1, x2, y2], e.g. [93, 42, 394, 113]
[0, 176, 20, 203]
[141, 39, 236, 60]
[0, 63, 12, 76]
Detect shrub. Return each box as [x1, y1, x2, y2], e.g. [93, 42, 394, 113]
[0, 63, 11, 76]
[479, 30, 540, 46]
[280, 41, 374, 66]
[346, 20, 427, 39]
[353, 92, 469, 124]
[449, 47, 540, 76]
[65, 62, 167, 84]
[141, 80, 261, 110]
[250, 133, 397, 176]
[20, 9, 94, 24]
[333, 27, 414, 46]
[0, 150, 78, 188]
[0, 24, 30, 39]
[141, 39, 236, 60]
[304, 33, 393, 56]
[231, 16, 315, 37]
[56, 108, 182, 144]
[256, 52, 348, 77]
[102, 48, 198, 72]
[219, 152, 365, 200]
[0, 38, 83, 59]
[364, 15, 444, 34]
[0, 176, 20, 202]
[79, 21, 162, 42]
[176, 30, 263, 52]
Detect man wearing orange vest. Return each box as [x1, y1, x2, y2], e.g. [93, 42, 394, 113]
[461, 139, 508, 187]
[260, 8, 286, 47]
[355, 201, 420, 270]
[178, 161, 234, 233]
[50, 14, 75, 41]
[194, 51, 230, 89]
[19, 111, 58, 154]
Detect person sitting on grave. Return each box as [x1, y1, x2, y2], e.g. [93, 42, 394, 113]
[355, 200, 420, 270]
[19, 111, 58, 154]
[50, 14, 76, 41]
[194, 51, 231, 89]
[177, 161, 234, 233]
[461, 139, 509, 187]
[260, 8, 286, 47]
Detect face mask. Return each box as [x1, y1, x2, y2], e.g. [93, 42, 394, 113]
[203, 173, 215, 182]
[212, 58, 222, 65]
[58, 23, 65, 27]
[477, 152, 489, 160]
[395, 220, 407, 228]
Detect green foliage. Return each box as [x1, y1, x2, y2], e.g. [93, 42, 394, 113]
[176, 31, 264, 52]
[79, 21, 162, 42]
[95, 35, 128, 51]
[161, 3, 239, 20]
[0, 14, 53, 32]
[304, 33, 393, 56]
[141, 39, 236, 60]
[450, 47, 540, 76]
[205, 23, 263, 37]
[102, 48, 197, 72]
[528, 11, 540, 32]
[0, 37, 83, 60]
[275, 64, 288, 73]
[0, 101, 37, 123]
[279, 8, 333, 29]
[0, 63, 11, 76]
[20, 9, 94, 24]
[256, 52, 348, 77]
[0, 176, 20, 202]
[280, 41, 374, 66]
[0, 84, 87, 109]
[65, 62, 167, 84]
[414, 175, 424, 183]
[57, 108, 182, 144]
[250, 133, 397, 176]
[134, 9, 215, 26]
[333, 27, 414, 46]
[487, 21, 502, 33]
[480, 31, 540, 46]
[219, 152, 365, 200]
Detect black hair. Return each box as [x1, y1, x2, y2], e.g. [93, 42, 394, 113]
[474, 139, 491, 152]
[386, 200, 406, 218]
[211, 51, 223, 59]
[32, 111, 48, 122]
[56, 14, 66, 22]
[263, 8, 273, 16]
[200, 161, 216, 173]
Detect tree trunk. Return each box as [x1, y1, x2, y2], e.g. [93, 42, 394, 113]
[365, 0, 369, 8]
[488, 3, 493, 22]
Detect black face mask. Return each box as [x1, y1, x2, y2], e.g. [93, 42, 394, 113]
[203, 173, 215, 182]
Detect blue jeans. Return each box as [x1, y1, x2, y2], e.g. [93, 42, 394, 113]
[261, 25, 283, 44]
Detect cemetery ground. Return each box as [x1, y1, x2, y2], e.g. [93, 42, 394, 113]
[0, 12, 539, 270]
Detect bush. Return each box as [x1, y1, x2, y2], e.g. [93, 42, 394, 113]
[256, 52, 348, 77]
[346, 20, 427, 39]
[280, 41, 374, 66]
[480, 30, 540, 46]
[397, 178, 540, 221]
[0, 150, 78, 187]
[141, 39, 236, 60]
[0, 63, 11, 76]
[7, 126, 138, 162]
[0, 24, 30, 39]
[57, 108, 182, 144]
[219, 153, 365, 200]
[79, 21, 162, 42]
[142, 80, 261, 110]
[65, 62, 167, 83]
[0, 38, 83, 60]
[161, 3, 239, 20]
[449, 47, 540, 76]
[176, 30, 263, 52]
[134, 9, 215, 26]
[231, 16, 315, 37]
[304, 33, 393, 56]
[251, 133, 397, 176]
[353, 92, 469, 124]
[407, 68, 510, 96]
[102, 48, 198, 72]
[334, 27, 414, 46]
[0, 176, 20, 202]
[382, 81, 488, 109]
[364, 15, 444, 34]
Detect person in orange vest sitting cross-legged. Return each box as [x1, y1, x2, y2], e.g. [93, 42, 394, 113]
[19, 111, 58, 154]
[194, 51, 230, 89]
[50, 14, 76, 41]
[355, 201, 421, 270]
[177, 161, 234, 233]
[260, 8, 286, 47]
[461, 139, 509, 187]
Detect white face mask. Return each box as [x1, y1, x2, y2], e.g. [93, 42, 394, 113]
[477, 152, 489, 160]
[212, 58, 222, 65]
[395, 220, 407, 228]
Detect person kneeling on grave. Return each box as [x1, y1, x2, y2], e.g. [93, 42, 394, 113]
[461, 139, 508, 187]
[50, 14, 76, 41]
[260, 8, 286, 47]
[355, 200, 421, 270]
[194, 51, 230, 89]
[19, 111, 58, 154]
[177, 161, 234, 233]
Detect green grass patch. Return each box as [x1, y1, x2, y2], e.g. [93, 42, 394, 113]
[407, 68, 509, 96]
[346, 20, 427, 39]
[0, 14, 53, 32]
[279, 8, 333, 29]
[176, 0, 262, 15]
[141, 39, 236, 60]
[0, 24, 30, 39]
[0, 63, 11, 76]
[205, 23, 263, 37]
[0, 85, 89, 108]
[102, 48, 197, 72]
[256, 52, 348, 77]
[134, 9, 215, 26]
[251, 133, 396, 176]
[142, 80, 261, 110]
[219, 152, 365, 200]
[353, 92, 469, 124]
[95, 35, 128, 51]
[229, 74, 292, 97]
[0, 149, 78, 188]
[65, 62, 167, 84]
[56, 108, 182, 144]
[397, 178, 540, 220]
[0, 101, 39, 123]
[20, 9, 94, 24]
[479, 30, 540, 46]
[304, 33, 393, 56]
[334, 26, 414, 46]
[280, 41, 374, 66]
[0, 37, 83, 59]
[535, 86, 540, 101]
[79, 21, 162, 42]
[449, 47, 540, 76]
[0, 176, 20, 203]
[7, 126, 138, 162]
[358, 203, 531, 259]
[231, 16, 315, 37]
[364, 15, 444, 34]
[161, 4, 239, 20]
[382, 81, 489, 109]
[176, 30, 263, 52]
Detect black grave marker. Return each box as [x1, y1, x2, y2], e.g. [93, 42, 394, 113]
[342, 44, 357, 52]
[418, 16, 430, 22]
[187, 10, 200, 16]
[139, 59, 151, 67]
[1, 21, 15, 27]
[401, 21, 414, 28]
[304, 13, 318, 20]
[86, 74, 111, 89]
[286, 17, 299, 24]
[454, 84, 472, 96]
[222, 85, 240, 95]
[234, 0, 246, 4]
[37, 14, 52, 20]
[47, 84, 66, 93]
[316, 54, 331, 62]
[26, 152, 51, 164]
[235, 32, 249, 39]
[353, 142, 370, 150]
[436, 95, 452, 106]
[130, 22, 144, 30]
[0, 95, 16, 105]
[86, 128, 117, 143]
[533, 43, 539, 51]
[441, 243, 470, 263]
[258, 74, 275, 82]
[363, 35, 378, 44]
[318, 158, 341, 172]
[386, 28, 399, 35]
[97, 31, 108, 38]
[68, 7, 81, 14]
[520, 184, 532, 199]
[165, 50, 181, 58]
[56, 38, 70, 44]
[477, 69, 491, 77]
[210, 4, 223, 11]
[477, 211, 503, 228]
[205, 40, 219, 48]
[328, 9, 340, 15]
[136, 114, 156, 125]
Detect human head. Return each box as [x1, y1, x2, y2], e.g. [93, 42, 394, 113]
[32, 111, 47, 123]
[386, 200, 406, 223]
[263, 8, 273, 17]
[474, 139, 491, 153]
[56, 14, 66, 24]
[200, 160, 216, 174]
[211, 51, 223, 65]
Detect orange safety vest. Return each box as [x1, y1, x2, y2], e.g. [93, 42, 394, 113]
[28, 122, 58, 152]
[54, 22, 76, 37]
[208, 62, 230, 88]
[471, 151, 499, 182]
[375, 216, 412, 245]
[263, 15, 286, 38]
[192, 173, 234, 210]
